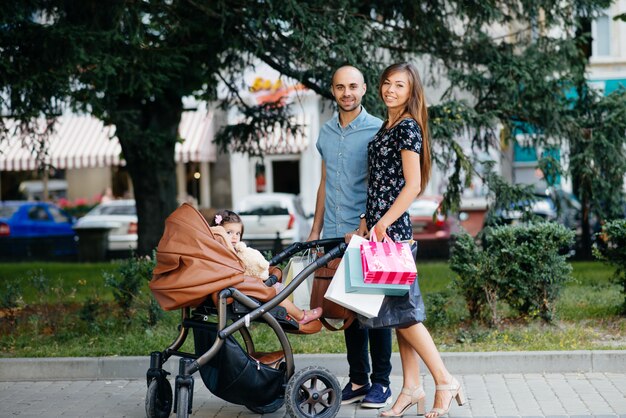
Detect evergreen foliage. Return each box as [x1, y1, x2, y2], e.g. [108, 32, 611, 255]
[1, 1, 623, 255]
[594, 219, 626, 315]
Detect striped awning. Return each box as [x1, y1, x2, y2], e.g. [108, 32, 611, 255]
[0, 108, 216, 171]
[176, 107, 216, 163]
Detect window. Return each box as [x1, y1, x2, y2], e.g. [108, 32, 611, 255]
[593, 13, 611, 56]
[28, 206, 51, 221]
[48, 206, 70, 223]
[0, 206, 18, 218]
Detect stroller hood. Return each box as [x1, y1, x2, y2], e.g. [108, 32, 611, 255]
[150, 203, 245, 310]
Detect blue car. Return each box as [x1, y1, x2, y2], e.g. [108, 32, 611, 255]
[0, 201, 78, 260]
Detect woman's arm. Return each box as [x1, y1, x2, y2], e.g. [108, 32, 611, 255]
[372, 150, 421, 241]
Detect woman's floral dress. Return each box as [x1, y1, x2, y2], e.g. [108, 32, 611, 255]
[360, 118, 426, 329]
[365, 118, 423, 240]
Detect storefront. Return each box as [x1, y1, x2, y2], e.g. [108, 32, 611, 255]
[228, 70, 327, 215]
[0, 105, 218, 207]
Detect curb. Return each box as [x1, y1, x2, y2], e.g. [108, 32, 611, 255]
[1, 350, 624, 381]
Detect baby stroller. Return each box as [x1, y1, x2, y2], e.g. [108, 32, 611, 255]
[145, 203, 347, 418]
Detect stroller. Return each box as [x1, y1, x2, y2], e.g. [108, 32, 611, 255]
[145, 203, 347, 418]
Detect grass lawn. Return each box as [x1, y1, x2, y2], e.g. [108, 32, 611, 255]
[0, 261, 119, 303]
[0, 260, 623, 357]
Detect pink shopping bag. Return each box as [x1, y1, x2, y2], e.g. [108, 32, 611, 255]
[360, 230, 417, 285]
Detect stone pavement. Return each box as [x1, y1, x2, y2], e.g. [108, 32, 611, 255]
[1, 372, 625, 417]
[1, 351, 626, 418]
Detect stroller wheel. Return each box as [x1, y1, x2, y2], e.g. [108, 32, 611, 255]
[285, 366, 341, 418]
[245, 397, 285, 414]
[145, 379, 172, 418]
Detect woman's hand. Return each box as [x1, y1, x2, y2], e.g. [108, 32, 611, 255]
[371, 222, 391, 242]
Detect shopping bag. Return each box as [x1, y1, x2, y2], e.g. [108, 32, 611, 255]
[283, 250, 315, 309]
[310, 257, 355, 331]
[324, 235, 384, 318]
[360, 230, 417, 285]
[345, 247, 410, 296]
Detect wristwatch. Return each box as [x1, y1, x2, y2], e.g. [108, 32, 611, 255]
[359, 213, 366, 220]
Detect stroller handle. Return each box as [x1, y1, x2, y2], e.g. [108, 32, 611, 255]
[269, 237, 345, 265]
[219, 241, 347, 340]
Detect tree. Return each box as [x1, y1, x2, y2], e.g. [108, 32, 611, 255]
[2, 1, 623, 255]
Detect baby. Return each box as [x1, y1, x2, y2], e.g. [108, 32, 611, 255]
[210, 209, 322, 325]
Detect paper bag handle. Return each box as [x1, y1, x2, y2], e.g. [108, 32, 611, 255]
[369, 228, 394, 243]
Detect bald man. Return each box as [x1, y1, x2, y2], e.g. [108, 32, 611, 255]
[307, 66, 393, 409]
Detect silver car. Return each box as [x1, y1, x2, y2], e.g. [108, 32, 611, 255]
[235, 193, 310, 252]
[74, 199, 137, 252]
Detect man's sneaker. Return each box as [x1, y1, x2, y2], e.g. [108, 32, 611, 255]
[341, 382, 371, 405]
[361, 383, 392, 408]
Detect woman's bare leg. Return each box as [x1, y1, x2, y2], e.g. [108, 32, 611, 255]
[385, 330, 423, 414]
[396, 323, 455, 416]
[397, 330, 421, 389]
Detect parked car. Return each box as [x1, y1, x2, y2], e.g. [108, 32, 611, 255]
[0, 201, 77, 259]
[74, 199, 137, 253]
[492, 195, 558, 225]
[235, 193, 311, 252]
[408, 195, 460, 258]
[488, 189, 596, 258]
[490, 189, 585, 228]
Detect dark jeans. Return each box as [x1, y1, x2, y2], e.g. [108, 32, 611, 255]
[344, 321, 392, 387]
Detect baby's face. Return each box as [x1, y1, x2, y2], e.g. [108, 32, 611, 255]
[223, 222, 243, 245]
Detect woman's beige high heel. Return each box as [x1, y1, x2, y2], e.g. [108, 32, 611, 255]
[380, 386, 426, 417]
[426, 377, 466, 418]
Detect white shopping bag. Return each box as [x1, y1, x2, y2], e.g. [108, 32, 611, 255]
[324, 235, 384, 318]
[283, 250, 316, 309]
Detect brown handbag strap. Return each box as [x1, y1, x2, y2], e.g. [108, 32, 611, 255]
[320, 315, 355, 331]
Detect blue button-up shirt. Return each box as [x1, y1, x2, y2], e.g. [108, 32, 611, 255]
[316, 107, 383, 238]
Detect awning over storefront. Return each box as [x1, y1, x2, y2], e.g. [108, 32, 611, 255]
[176, 107, 216, 163]
[0, 108, 216, 171]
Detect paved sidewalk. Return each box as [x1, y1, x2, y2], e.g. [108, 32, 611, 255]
[1, 372, 625, 417]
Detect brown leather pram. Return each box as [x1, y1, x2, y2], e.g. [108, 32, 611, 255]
[145, 203, 346, 418]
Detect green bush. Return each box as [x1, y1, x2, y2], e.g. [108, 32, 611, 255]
[449, 233, 495, 322]
[594, 219, 626, 315]
[104, 254, 159, 324]
[451, 223, 575, 324]
[486, 223, 574, 321]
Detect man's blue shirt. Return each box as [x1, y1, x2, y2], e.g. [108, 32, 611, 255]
[316, 107, 383, 238]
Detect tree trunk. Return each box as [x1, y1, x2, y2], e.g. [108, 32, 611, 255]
[579, 193, 592, 260]
[112, 95, 182, 256]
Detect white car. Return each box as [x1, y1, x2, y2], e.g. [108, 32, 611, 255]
[74, 199, 137, 252]
[235, 193, 311, 252]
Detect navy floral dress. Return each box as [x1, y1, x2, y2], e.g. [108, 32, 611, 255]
[365, 118, 423, 240]
[360, 118, 426, 329]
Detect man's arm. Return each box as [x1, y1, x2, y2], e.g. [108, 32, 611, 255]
[307, 161, 326, 241]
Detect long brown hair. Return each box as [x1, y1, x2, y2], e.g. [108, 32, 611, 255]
[378, 62, 431, 194]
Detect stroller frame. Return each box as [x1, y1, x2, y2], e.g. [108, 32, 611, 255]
[146, 238, 347, 418]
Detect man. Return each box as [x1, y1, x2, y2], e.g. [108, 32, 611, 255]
[307, 65, 393, 408]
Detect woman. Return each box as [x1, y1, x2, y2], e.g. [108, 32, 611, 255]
[364, 62, 465, 417]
